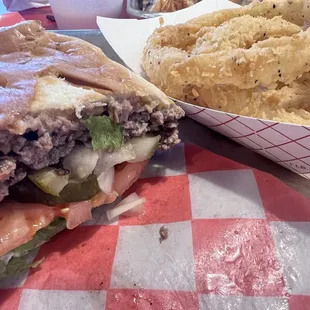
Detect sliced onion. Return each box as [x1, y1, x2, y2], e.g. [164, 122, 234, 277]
[31, 257, 45, 269]
[106, 194, 146, 220]
[94, 143, 135, 176]
[63, 145, 99, 179]
[119, 193, 145, 217]
[97, 167, 115, 194]
[128, 136, 161, 163]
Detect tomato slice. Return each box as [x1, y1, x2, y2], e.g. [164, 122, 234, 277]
[0, 161, 149, 256]
[0, 201, 57, 256]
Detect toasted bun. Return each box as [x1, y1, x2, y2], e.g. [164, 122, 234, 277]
[0, 21, 174, 134]
[31, 76, 107, 113]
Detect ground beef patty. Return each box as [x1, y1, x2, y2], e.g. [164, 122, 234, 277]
[0, 159, 26, 202]
[0, 99, 184, 202]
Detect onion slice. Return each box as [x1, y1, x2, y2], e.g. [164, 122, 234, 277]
[106, 193, 146, 220]
[63, 145, 99, 179]
[120, 193, 145, 217]
[97, 167, 115, 194]
[94, 143, 135, 176]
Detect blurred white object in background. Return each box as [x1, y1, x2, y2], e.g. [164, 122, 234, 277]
[49, 0, 123, 30]
[3, 0, 49, 11]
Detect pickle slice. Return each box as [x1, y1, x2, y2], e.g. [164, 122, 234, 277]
[28, 168, 70, 196]
[58, 176, 101, 203]
[128, 135, 161, 163]
[10, 174, 101, 206]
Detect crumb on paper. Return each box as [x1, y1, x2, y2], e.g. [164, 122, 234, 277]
[159, 17, 165, 26]
[159, 225, 169, 243]
[31, 257, 45, 269]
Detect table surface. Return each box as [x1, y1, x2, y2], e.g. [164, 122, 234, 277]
[54, 29, 310, 199]
[0, 0, 247, 30]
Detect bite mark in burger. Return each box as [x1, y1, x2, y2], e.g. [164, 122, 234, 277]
[0, 21, 184, 277]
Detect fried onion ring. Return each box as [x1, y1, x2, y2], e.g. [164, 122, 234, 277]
[142, 0, 310, 125]
[190, 74, 310, 125]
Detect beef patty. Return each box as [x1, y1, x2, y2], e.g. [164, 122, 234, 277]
[0, 97, 183, 202]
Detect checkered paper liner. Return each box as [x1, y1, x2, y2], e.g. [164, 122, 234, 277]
[1, 143, 310, 310]
[178, 101, 310, 179]
[97, 0, 310, 179]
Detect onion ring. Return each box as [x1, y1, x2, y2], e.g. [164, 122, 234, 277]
[142, 0, 310, 125]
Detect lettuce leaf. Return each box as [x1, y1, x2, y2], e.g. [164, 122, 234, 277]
[83, 116, 123, 151]
[1, 255, 34, 278]
[0, 218, 66, 277]
[12, 218, 66, 256]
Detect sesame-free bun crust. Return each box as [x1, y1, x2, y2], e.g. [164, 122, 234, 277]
[0, 21, 173, 134]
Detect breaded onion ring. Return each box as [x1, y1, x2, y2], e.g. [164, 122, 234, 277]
[189, 74, 310, 125]
[142, 0, 310, 125]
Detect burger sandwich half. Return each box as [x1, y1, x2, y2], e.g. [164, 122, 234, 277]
[0, 21, 184, 277]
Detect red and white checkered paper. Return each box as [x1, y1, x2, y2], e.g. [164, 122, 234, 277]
[0, 143, 309, 310]
[178, 102, 310, 180]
